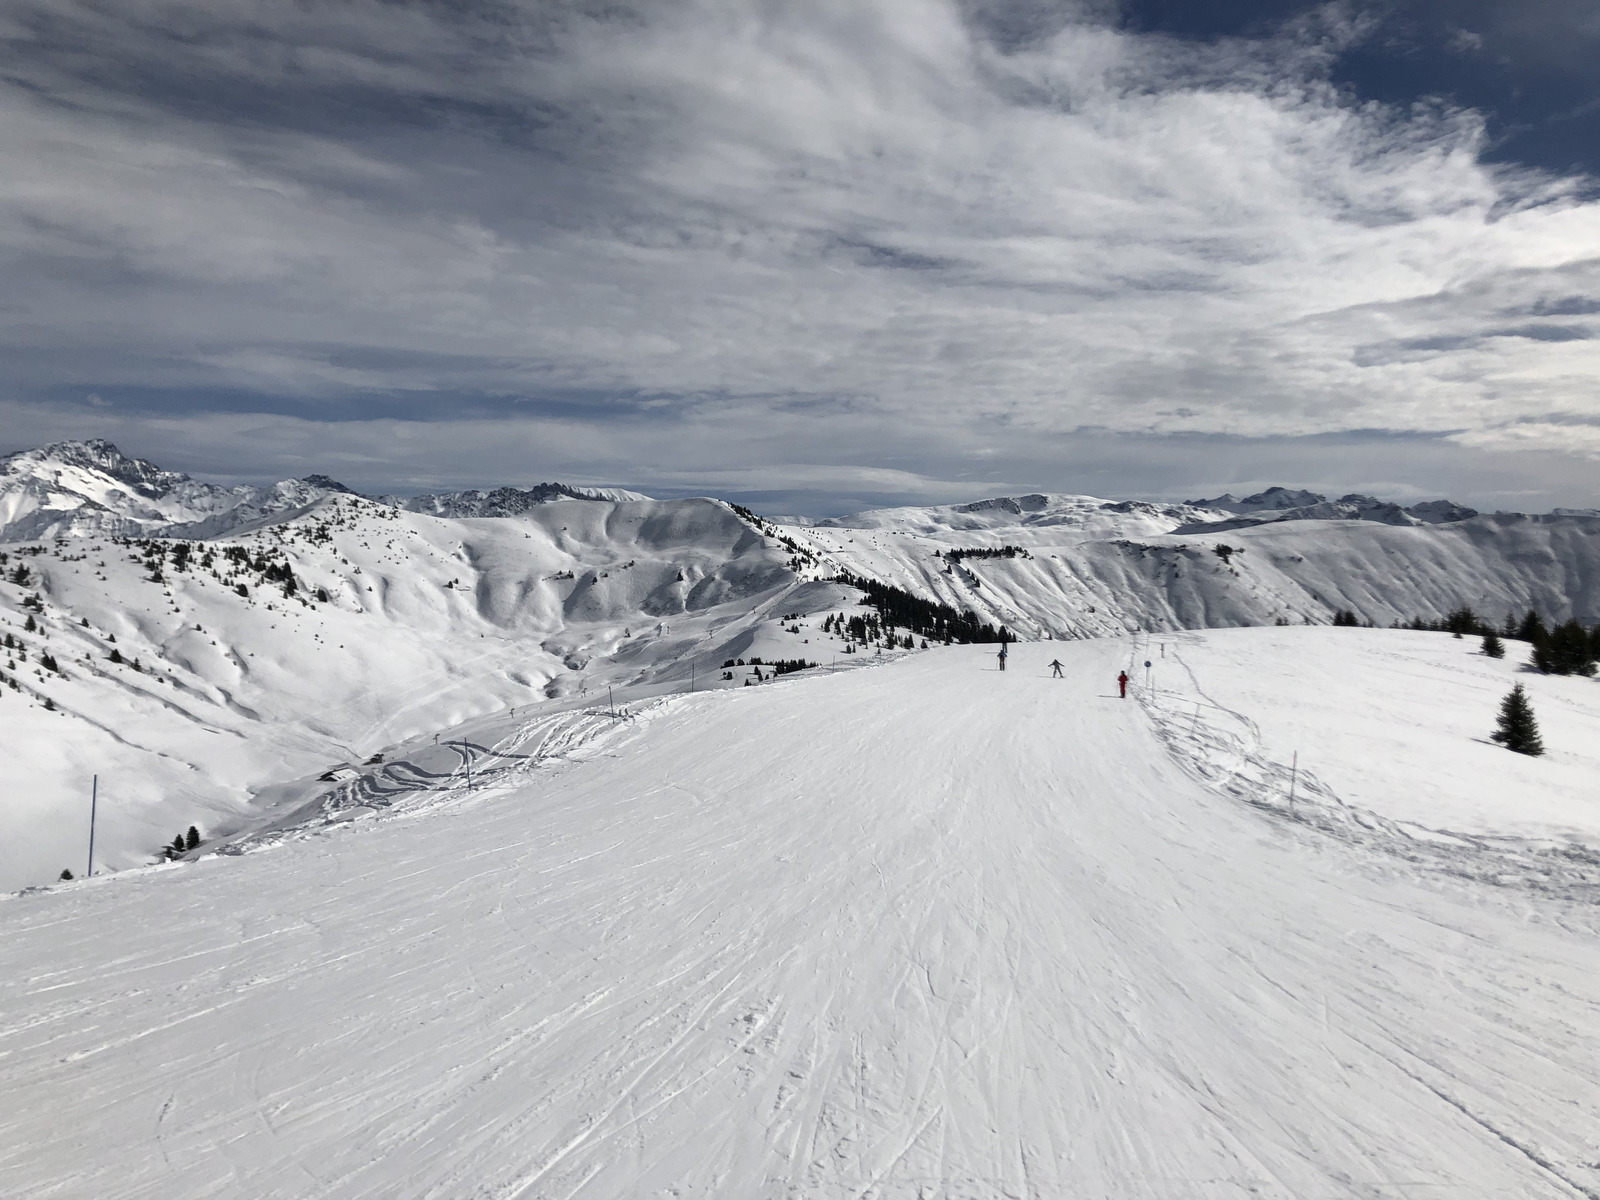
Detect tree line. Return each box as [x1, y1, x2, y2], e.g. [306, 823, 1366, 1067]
[1393, 606, 1600, 677]
[934, 546, 1032, 564]
[831, 572, 1010, 645]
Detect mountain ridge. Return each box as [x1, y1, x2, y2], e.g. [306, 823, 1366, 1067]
[0, 440, 652, 542]
[1182, 486, 1480, 532]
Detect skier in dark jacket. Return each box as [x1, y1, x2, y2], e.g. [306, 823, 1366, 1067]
[1117, 670, 1129, 698]
[1049, 659, 1063, 677]
[997, 643, 1008, 671]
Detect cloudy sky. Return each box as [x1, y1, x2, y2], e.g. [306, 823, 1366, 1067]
[3, 0, 1599, 513]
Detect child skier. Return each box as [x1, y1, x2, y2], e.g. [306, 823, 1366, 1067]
[1049, 659, 1063, 678]
[1117, 670, 1129, 698]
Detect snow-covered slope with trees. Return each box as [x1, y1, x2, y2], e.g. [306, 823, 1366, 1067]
[784, 495, 1600, 638]
[5, 442, 1600, 893]
[3, 633, 1599, 1198]
[0, 490, 857, 890]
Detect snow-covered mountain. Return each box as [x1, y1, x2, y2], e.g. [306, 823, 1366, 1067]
[0, 440, 351, 542]
[802, 491, 1220, 537]
[1183, 485, 1480, 531]
[0, 440, 649, 542]
[780, 492, 1600, 640]
[5, 443, 1600, 1195]
[385, 482, 654, 517]
[3, 441, 1600, 891]
[0, 487, 854, 890]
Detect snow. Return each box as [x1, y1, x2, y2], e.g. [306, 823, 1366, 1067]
[7, 461, 1600, 891]
[1140, 626, 1600, 844]
[0, 440, 344, 542]
[9, 443, 1599, 1193]
[0, 440, 652, 541]
[4, 634, 1600, 1197]
[0, 494, 858, 890]
[783, 502, 1600, 638]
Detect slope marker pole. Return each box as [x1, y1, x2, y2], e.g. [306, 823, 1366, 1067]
[86, 774, 98, 879]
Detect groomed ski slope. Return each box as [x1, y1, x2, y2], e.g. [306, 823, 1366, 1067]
[4, 634, 1600, 1198]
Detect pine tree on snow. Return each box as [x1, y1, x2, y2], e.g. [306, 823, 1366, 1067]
[186, 826, 200, 850]
[1532, 620, 1597, 676]
[1516, 610, 1548, 645]
[1490, 684, 1544, 756]
[1480, 631, 1505, 659]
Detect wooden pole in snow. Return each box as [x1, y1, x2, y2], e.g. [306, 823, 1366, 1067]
[86, 774, 98, 879]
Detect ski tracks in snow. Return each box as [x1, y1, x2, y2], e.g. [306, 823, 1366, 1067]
[4, 644, 1600, 1197]
[1140, 635, 1600, 905]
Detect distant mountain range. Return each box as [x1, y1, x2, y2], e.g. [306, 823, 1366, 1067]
[382, 483, 653, 518]
[0, 439, 651, 542]
[1180, 486, 1480, 533]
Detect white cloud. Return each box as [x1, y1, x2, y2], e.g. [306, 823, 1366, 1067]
[1, 0, 1598, 504]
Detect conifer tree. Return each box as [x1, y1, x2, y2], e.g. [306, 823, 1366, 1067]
[1516, 610, 1547, 644]
[59, 869, 73, 881]
[1490, 684, 1544, 756]
[186, 826, 200, 850]
[24, 614, 36, 633]
[1480, 631, 1505, 659]
[1532, 620, 1597, 676]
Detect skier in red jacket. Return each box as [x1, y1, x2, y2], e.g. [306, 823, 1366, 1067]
[1117, 670, 1129, 698]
